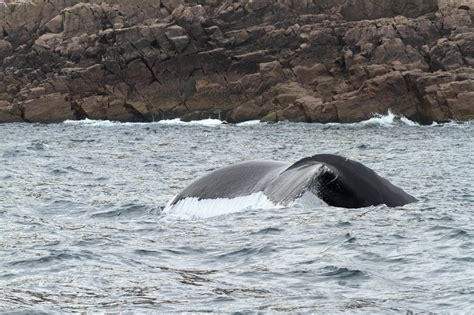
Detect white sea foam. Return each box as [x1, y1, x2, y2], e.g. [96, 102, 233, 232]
[162, 192, 283, 219]
[400, 116, 419, 126]
[359, 110, 419, 127]
[62, 112, 454, 128]
[63, 118, 118, 126]
[154, 118, 186, 125]
[63, 117, 266, 127]
[157, 118, 225, 126]
[63, 118, 226, 127]
[236, 120, 263, 126]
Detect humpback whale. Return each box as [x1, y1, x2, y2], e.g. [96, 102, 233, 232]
[165, 154, 417, 216]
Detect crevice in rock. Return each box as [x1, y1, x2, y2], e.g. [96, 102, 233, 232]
[71, 99, 88, 120]
[18, 103, 29, 123]
[128, 40, 162, 84]
[456, 43, 468, 66]
[124, 102, 148, 122]
[402, 72, 425, 123]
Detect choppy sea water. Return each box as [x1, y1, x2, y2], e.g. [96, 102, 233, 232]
[0, 115, 473, 313]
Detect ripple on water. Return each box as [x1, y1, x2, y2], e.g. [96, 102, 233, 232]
[9, 251, 84, 268]
[90, 204, 151, 219]
[250, 227, 284, 235]
[442, 229, 470, 240]
[319, 266, 368, 280]
[215, 245, 278, 260]
[27, 140, 49, 151]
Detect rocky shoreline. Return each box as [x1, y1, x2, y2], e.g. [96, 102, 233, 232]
[0, 0, 473, 124]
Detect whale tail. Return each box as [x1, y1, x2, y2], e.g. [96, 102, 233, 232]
[165, 154, 417, 218]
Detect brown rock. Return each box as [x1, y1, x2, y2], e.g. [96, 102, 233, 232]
[293, 64, 331, 85]
[161, 0, 185, 12]
[29, 87, 47, 99]
[168, 35, 190, 53]
[430, 40, 465, 71]
[296, 95, 338, 123]
[279, 103, 306, 122]
[333, 71, 421, 123]
[420, 94, 451, 122]
[45, 14, 64, 34]
[106, 98, 141, 122]
[373, 38, 422, 64]
[259, 61, 286, 89]
[261, 111, 278, 123]
[447, 92, 474, 120]
[187, 79, 232, 113]
[63, 3, 102, 36]
[227, 100, 262, 123]
[22, 93, 75, 123]
[247, 0, 269, 11]
[340, 0, 438, 21]
[79, 96, 108, 120]
[0, 101, 22, 123]
[34, 33, 63, 50]
[1, 0, 66, 45]
[0, 40, 13, 59]
[442, 9, 471, 30]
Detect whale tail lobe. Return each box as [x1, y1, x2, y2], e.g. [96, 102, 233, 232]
[287, 154, 417, 208]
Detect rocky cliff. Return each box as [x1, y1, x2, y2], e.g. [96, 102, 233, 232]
[0, 0, 473, 123]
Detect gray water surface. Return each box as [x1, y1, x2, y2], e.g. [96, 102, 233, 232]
[1, 119, 473, 313]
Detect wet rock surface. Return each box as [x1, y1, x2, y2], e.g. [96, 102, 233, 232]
[0, 0, 473, 123]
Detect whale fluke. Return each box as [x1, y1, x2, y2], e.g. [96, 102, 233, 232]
[166, 154, 417, 216]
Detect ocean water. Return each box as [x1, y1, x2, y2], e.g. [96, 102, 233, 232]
[0, 115, 473, 313]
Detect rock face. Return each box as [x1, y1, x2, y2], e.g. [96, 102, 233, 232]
[0, 0, 473, 124]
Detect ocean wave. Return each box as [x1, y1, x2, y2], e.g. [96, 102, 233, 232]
[353, 112, 473, 128]
[358, 110, 419, 127]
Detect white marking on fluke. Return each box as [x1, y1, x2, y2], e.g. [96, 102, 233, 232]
[162, 190, 327, 219]
[162, 192, 282, 219]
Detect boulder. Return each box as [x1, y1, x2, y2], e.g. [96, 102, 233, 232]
[63, 3, 103, 36]
[161, 0, 185, 12]
[0, 101, 22, 123]
[45, 14, 64, 34]
[447, 92, 474, 121]
[22, 93, 75, 123]
[331, 72, 421, 123]
[79, 95, 108, 120]
[227, 100, 262, 123]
